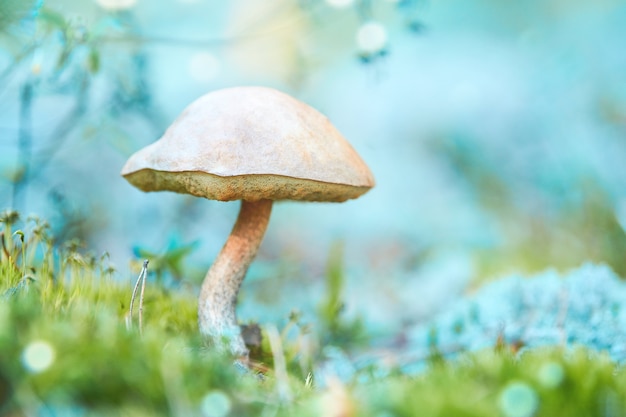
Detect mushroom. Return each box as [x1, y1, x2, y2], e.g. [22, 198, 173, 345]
[121, 86, 375, 357]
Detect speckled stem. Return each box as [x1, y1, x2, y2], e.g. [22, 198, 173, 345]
[198, 199, 273, 357]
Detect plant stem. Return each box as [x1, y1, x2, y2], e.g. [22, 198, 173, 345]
[128, 260, 148, 332]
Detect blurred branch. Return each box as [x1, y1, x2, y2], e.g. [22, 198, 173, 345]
[93, 34, 251, 48]
[29, 73, 89, 180]
[0, 42, 39, 85]
[11, 81, 34, 210]
[91, 1, 321, 50]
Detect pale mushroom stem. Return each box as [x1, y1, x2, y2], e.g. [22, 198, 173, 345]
[198, 199, 273, 357]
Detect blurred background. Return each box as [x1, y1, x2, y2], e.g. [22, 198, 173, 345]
[1, 0, 626, 342]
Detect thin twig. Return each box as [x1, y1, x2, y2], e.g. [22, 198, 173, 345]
[138, 260, 148, 336]
[128, 260, 148, 333]
[128, 265, 143, 321]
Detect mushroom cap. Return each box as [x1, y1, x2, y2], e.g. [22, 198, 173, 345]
[121, 86, 375, 202]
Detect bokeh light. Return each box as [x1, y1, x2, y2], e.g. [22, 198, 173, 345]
[22, 340, 56, 373]
[325, 0, 354, 9]
[95, 0, 137, 11]
[499, 381, 539, 417]
[356, 21, 388, 55]
[537, 362, 565, 388]
[200, 390, 232, 417]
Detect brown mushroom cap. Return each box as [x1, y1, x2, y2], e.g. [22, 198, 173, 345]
[121, 86, 375, 202]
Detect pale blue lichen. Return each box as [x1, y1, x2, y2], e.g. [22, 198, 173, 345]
[407, 263, 626, 369]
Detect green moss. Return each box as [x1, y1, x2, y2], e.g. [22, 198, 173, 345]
[0, 214, 270, 415]
[0, 270, 265, 414]
[3, 213, 626, 416]
[288, 348, 626, 417]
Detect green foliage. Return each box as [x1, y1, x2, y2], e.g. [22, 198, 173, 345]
[0, 214, 270, 415]
[317, 241, 368, 348]
[37, 9, 67, 32]
[3, 214, 626, 416]
[473, 183, 626, 280]
[401, 348, 626, 417]
[431, 133, 626, 279]
[288, 348, 626, 417]
[133, 238, 199, 284]
[0, 0, 39, 33]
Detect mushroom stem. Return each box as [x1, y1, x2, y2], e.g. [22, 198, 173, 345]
[198, 199, 273, 356]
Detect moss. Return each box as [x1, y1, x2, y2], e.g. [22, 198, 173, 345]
[3, 213, 626, 416]
[289, 348, 626, 417]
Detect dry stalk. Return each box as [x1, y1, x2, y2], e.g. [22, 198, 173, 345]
[128, 260, 149, 335]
